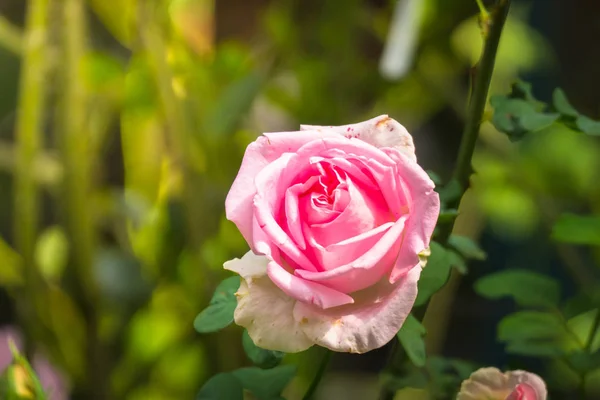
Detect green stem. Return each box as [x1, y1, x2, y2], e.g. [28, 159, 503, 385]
[303, 350, 332, 400]
[58, 0, 106, 396]
[452, 0, 510, 198]
[378, 1, 511, 398]
[14, 0, 50, 356]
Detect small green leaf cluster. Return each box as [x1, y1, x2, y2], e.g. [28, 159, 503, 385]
[491, 80, 600, 141]
[475, 270, 600, 374]
[194, 277, 291, 399]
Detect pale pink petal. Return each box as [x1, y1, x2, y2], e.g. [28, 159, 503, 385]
[284, 177, 321, 250]
[300, 115, 416, 161]
[293, 264, 421, 353]
[384, 148, 439, 283]
[506, 371, 547, 400]
[233, 274, 313, 353]
[225, 129, 339, 246]
[457, 368, 547, 400]
[302, 221, 394, 273]
[253, 153, 319, 272]
[267, 260, 354, 309]
[307, 177, 392, 249]
[296, 217, 406, 293]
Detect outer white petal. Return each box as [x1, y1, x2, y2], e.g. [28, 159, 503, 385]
[229, 254, 314, 353]
[300, 115, 416, 162]
[293, 265, 421, 354]
[223, 250, 268, 281]
[456, 367, 511, 400]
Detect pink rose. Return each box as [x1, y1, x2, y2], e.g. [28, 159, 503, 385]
[457, 367, 547, 400]
[224, 115, 439, 353]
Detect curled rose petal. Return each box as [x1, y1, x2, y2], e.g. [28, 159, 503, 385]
[300, 114, 416, 162]
[293, 264, 422, 353]
[225, 252, 313, 352]
[457, 367, 547, 400]
[224, 116, 440, 353]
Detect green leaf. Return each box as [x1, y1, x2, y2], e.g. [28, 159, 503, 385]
[242, 329, 285, 369]
[576, 115, 600, 136]
[194, 276, 240, 333]
[447, 235, 486, 260]
[498, 311, 566, 342]
[491, 97, 558, 140]
[415, 242, 452, 306]
[447, 250, 467, 274]
[232, 365, 296, 400]
[197, 373, 244, 400]
[397, 314, 427, 367]
[520, 110, 559, 132]
[437, 209, 459, 224]
[552, 214, 600, 246]
[0, 237, 22, 287]
[474, 269, 560, 308]
[566, 350, 600, 374]
[35, 226, 69, 282]
[437, 180, 462, 205]
[381, 370, 428, 391]
[562, 290, 600, 319]
[552, 88, 579, 118]
[504, 340, 565, 357]
[204, 73, 263, 139]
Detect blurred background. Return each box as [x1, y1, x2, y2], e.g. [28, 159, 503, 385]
[0, 0, 599, 398]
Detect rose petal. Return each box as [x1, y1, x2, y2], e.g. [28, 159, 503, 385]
[302, 221, 394, 274]
[300, 115, 416, 161]
[267, 260, 354, 309]
[293, 264, 421, 353]
[253, 153, 319, 272]
[384, 148, 439, 283]
[296, 217, 406, 293]
[233, 272, 313, 353]
[457, 367, 511, 400]
[506, 371, 547, 400]
[308, 177, 392, 248]
[226, 129, 339, 246]
[223, 250, 268, 280]
[457, 368, 547, 400]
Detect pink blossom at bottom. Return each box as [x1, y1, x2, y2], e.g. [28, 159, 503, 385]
[0, 326, 69, 400]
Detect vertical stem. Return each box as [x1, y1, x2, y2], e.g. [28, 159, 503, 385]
[378, 1, 511, 398]
[302, 350, 332, 400]
[451, 0, 510, 197]
[58, 0, 105, 396]
[14, 0, 50, 354]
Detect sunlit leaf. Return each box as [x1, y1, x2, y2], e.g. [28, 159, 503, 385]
[475, 270, 560, 308]
[0, 237, 22, 287]
[552, 88, 578, 118]
[576, 115, 600, 136]
[552, 214, 600, 246]
[35, 226, 69, 282]
[397, 314, 427, 367]
[194, 276, 240, 333]
[498, 311, 566, 342]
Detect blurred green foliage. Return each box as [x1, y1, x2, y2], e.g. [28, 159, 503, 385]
[0, 0, 598, 399]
